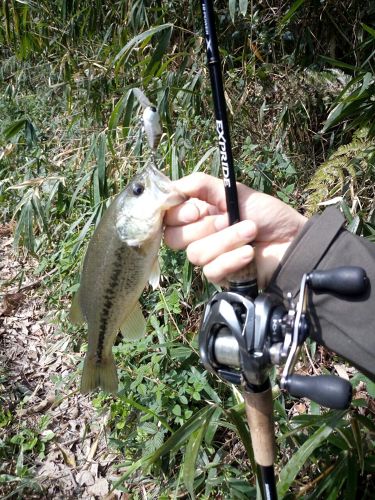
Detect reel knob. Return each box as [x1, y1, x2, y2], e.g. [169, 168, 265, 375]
[284, 374, 352, 409]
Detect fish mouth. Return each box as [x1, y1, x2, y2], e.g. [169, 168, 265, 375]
[147, 163, 187, 208]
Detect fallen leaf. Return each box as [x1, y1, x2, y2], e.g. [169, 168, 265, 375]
[76, 469, 95, 486]
[56, 442, 77, 468]
[86, 435, 100, 461]
[87, 477, 109, 497]
[1, 292, 25, 316]
[334, 363, 350, 381]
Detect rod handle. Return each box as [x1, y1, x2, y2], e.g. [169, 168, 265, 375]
[244, 388, 275, 467]
[228, 258, 258, 298]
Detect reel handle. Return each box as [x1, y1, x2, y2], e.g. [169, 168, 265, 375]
[285, 374, 352, 409]
[307, 267, 368, 296]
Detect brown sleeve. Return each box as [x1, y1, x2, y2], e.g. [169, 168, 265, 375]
[266, 207, 375, 381]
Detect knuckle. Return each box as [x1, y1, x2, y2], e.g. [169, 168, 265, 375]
[191, 172, 206, 182]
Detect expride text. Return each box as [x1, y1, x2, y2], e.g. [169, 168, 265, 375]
[216, 120, 231, 187]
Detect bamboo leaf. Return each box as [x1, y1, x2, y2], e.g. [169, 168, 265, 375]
[204, 406, 223, 446]
[150, 405, 215, 457]
[96, 132, 107, 198]
[344, 454, 358, 500]
[144, 26, 172, 78]
[229, 0, 237, 23]
[69, 170, 93, 214]
[319, 56, 356, 72]
[14, 199, 34, 252]
[361, 23, 375, 39]
[113, 405, 217, 486]
[226, 408, 256, 474]
[2, 118, 27, 140]
[71, 205, 101, 255]
[31, 192, 49, 236]
[278, 0, 305, 31]
[347, 215, 361, 234]
[193, 146, 217, 173]
[211, 148, 221, 177]
[25, 119, 37, 146]
[108, 90, 134, 135]
[112, 24, 173, 71]
[118, 396, 173, 433]
[239, 0, 248, 17]
[92, 167, 100, 208]
[350, 417, 364, 472]
[122, 90, 136, 135]
[45, 178, 64, 218]
[183, 424, 206, 498]
[171, 144, 179, 180]
[277, 412, 344, 497]
[182, 257, 193, 297]
[309, 457, 346, 499]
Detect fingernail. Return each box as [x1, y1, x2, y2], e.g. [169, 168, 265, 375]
[238, 244, 254, 259]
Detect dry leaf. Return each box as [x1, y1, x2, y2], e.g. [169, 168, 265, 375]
[334, 364, 350, 381]
[87, 478, 109, 497]
[56, 442, 77, 468]
[76, 469, 95, 486]
[86, 435, 100, 461]
[1, 292, 25, 316]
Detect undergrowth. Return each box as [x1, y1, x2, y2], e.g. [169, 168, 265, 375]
[1, 0, 375, 498]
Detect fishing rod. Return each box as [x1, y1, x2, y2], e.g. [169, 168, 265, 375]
[199, 1, 277, 497]
[199, 0, 258, 299]
[198, 1, 368, 499]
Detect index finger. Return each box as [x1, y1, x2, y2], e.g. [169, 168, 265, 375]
[171, 172, 227, 211]
[164, 198, 219, 226]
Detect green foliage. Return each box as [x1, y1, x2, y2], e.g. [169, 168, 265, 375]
[1, 0, 375, 498]
[0, 416, 55, 498]
[321, 20, 375, 138]
[305, 129, 375, 217]
[323, 72, 375, 137]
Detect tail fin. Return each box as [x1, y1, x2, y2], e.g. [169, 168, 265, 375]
[80, 353, 118, 394]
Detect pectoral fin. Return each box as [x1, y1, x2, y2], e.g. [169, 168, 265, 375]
[120, 301, 146, 340]
[69, 291, 84, 324]
[148, 257, 160, 290]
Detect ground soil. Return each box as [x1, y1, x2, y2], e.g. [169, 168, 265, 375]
[0, 225, 125, 499]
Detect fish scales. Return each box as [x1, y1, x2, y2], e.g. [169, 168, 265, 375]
[70, 164, 185, 393]
[80, 215, 161, 363]
[92, 241, 158, 361]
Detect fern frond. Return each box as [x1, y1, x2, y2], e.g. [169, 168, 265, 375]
[305, 129, 375, 215]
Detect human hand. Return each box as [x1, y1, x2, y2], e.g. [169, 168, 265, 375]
[164, 173, 307, 289]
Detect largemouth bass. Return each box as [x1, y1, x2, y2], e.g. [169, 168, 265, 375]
[70, 163, 185, 393]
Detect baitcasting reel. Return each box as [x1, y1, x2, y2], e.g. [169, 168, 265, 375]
[199, 266, 369, 409]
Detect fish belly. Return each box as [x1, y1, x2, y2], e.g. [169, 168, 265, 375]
[78, 223, 162, 392]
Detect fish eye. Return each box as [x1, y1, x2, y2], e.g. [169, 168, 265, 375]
[132, 182, 145, 196]
[150, 106, 157, 112]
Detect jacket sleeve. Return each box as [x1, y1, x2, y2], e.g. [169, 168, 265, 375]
[266, 207, 375, 381]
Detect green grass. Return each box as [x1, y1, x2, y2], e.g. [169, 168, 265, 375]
[1, 1, 375, 498]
